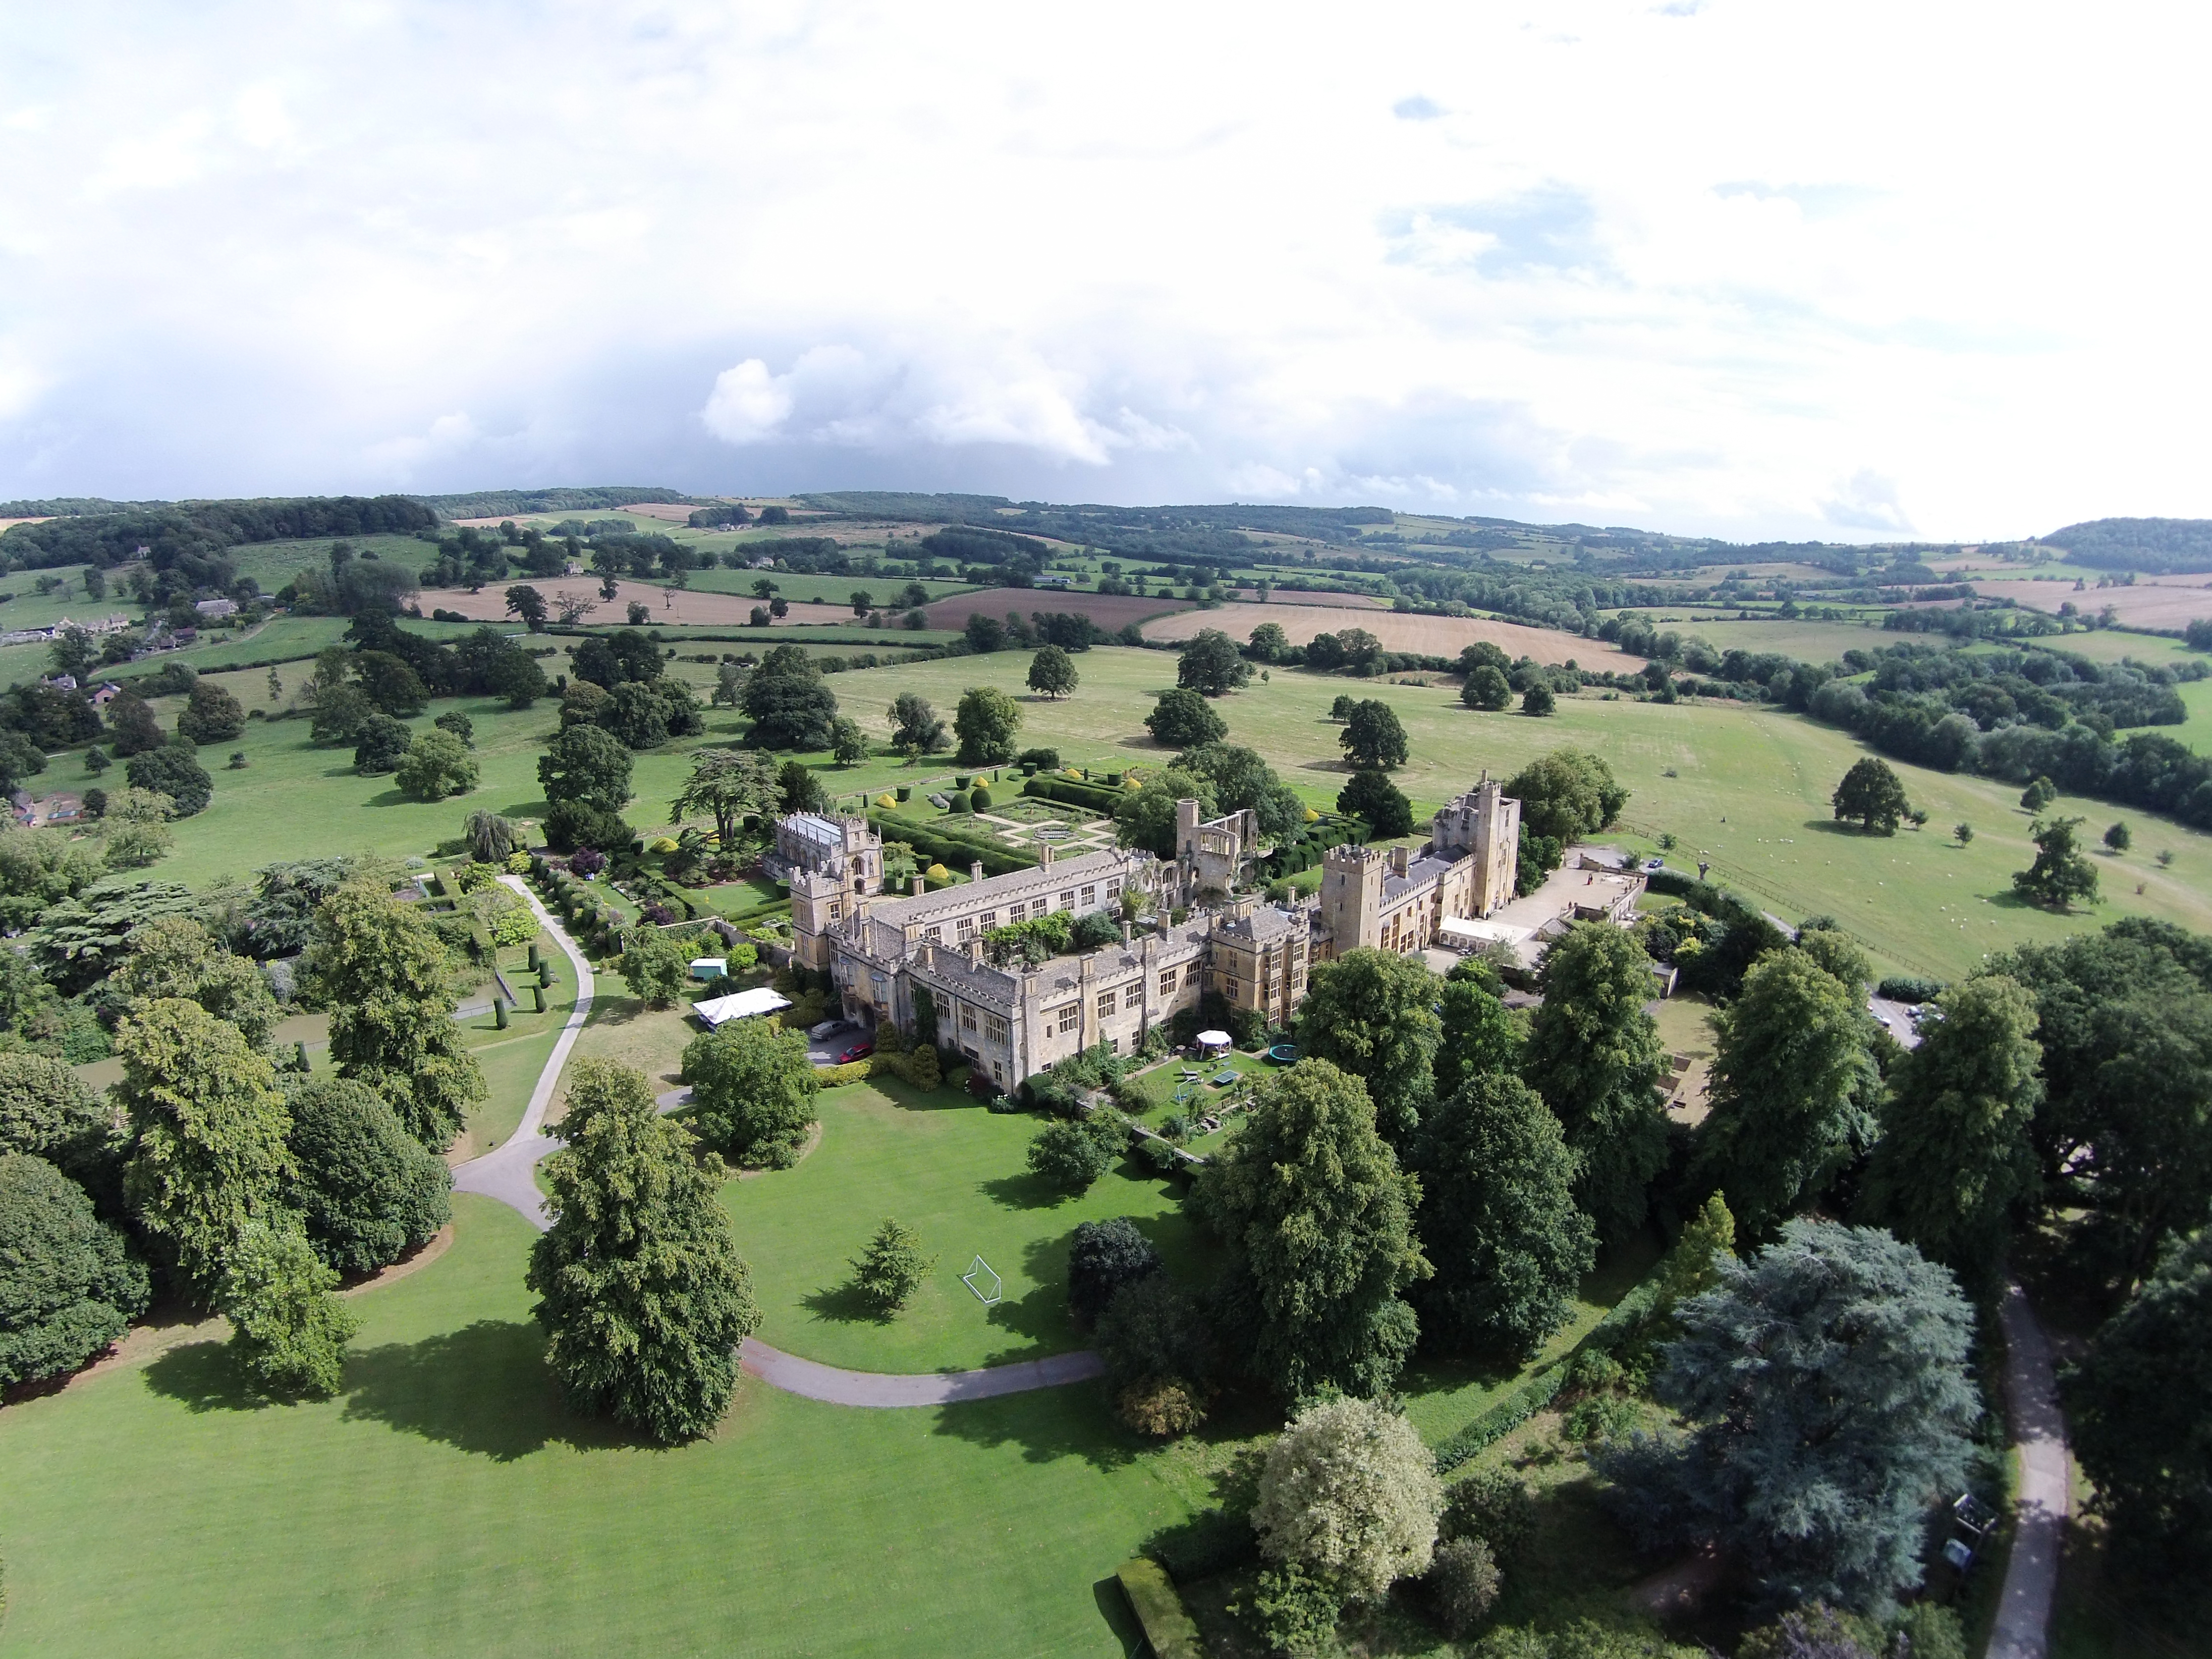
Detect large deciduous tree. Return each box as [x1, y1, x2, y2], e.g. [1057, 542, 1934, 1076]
[1065, 1216, 1164, 1328]
[1145, 687, 1228, 750]
[1294, 948, 1441, 1144]
[116, 998, 293, 1295]
[1504, 749, 1630, 845]
[1413, 1073, 1595, 1358]
[741, 644, 839, 750]
[887, 692, 948, 760]
[1026, 644, 1078, 699]
[124, 743, 212, 816]
[1115, 767, 1218, 860]
[114, 914, 282, 1047]
[1603, 1221, 1977, 1615]
[218, 1218, 359, 1398]
[1339, 700, 1410, 770]
[1176, 628, 1252, 696]
[1181, 743, 1307, 844]
[2013, 816, 2100, 910]
[0, 1052, 124, 1208]
[0, 1151, 150, 1388]
[952, 685, 1022, 766]
[618, 926, 694, 1010]
[1337, 769, 1414, 837]
[2065, 1221, 2212, 1568]
[1858, 975, 2041, 1286]
[1696, 948, 1879, 1236]
[681, 1015, 820, 1168]
[1521, 922, 1670, 1240]
[177, 681, 245, 746]
[1831, 757, 1910, 835]
[1434, 964, 1520, 1102]
[1252, 1396, 1444, 1603]
[1192, 1060, 1427, 1399]
[283, 1076, 453, 1277]
[527, 1060, 761, 1443]
[307, 881, 486, 1150]
[1992, 919, 2212, 1286]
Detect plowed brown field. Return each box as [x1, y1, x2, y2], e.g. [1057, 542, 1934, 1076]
[1142, 601, 1644, 669]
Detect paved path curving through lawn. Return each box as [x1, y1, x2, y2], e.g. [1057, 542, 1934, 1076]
[450, 876, 596, 1228]
[452, 884, 1100, 1409]
[1987, 1281, 2070, 1659]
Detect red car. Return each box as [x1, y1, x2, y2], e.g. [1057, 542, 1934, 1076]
[832, 1038, 875, 1065]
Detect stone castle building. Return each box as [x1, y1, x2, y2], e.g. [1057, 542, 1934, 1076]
[775, 774, 1529, 1089]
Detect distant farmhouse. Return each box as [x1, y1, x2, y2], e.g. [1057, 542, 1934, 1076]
[0, 613, 133, 648]
[775, 775, 1562, 1088]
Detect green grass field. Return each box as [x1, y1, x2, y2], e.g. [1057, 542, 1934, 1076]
[127, 644, 2212, 980]
[0, 1196, 1187, 1658]
[814, 647, 2212, 981]
[722, 1076, 1213, 1373]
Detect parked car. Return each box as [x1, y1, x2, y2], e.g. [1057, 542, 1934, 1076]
[807, 1018, 849, 1040]
[832, 1038, 875, 1065]
[1642, 857, 1665, 872]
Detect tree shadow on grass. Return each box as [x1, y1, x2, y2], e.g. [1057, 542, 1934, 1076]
[1801, 818, 1881, 837]
[140, 1319, 637, 1459]
[801, 1280, 896, 1328]
[337, 1319, 648, 1460]
[929, 1370, 1140, 1471]
[143, 1340, 275, 1415]
[981, 1170, 1072, 1210]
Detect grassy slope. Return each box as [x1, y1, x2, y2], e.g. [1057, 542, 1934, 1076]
[0, 1196, 1178, 1658]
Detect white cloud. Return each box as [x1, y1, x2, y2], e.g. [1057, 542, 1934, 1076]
[1, 1, 2209, 539]
[700, 359, 795, 444]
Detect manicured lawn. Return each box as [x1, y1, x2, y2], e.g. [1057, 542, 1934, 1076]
[721, 1075, 1216, 1374]
[0, 1196, 1182, 1657]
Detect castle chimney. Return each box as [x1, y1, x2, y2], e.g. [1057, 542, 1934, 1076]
[967, 937, 981, 968]
[1392, 845, 1410, 877]
[911, 875, 925, 896]
[1040, 842, 1054, 868]
[1120, 921, 1132, 944]
[969, 860, 984, 883]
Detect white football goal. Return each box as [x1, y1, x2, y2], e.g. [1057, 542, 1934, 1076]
[960, 1255, 1003, 1306]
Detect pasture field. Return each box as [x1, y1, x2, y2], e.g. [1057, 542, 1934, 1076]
[1143, 601, 1643, 668]
[0, 1196, 1188, 1658]
[820, 648, 2212, 980]
[1606, 613, 1891, 663]
[122, 643, 2212, 981]
[224, 534, 446, 593]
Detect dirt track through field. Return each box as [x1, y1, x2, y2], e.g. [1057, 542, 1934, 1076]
[1142, 601, 1646, 669]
